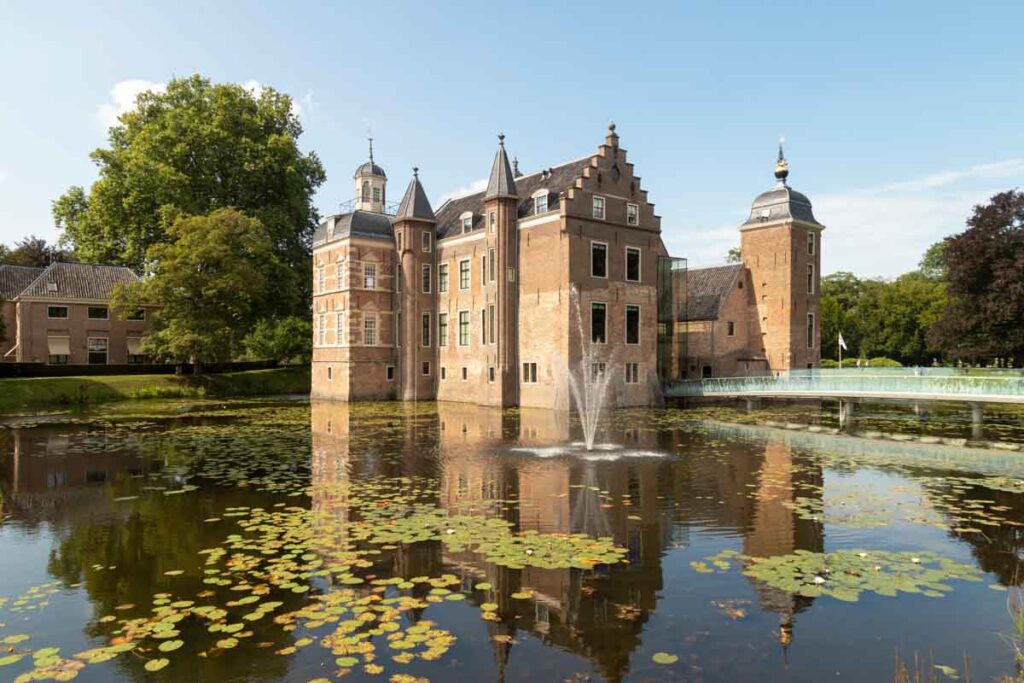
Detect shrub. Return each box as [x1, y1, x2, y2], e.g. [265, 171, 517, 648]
[868, 357, 903, 368]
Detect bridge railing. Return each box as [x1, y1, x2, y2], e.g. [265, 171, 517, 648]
[667, 370, 1024, 399]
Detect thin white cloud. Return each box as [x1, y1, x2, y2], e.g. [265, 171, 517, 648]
[437, 178, 488, 206]
[95, 79, 166, 129]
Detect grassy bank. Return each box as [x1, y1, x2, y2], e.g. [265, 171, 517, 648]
[0, 367, 310, 414]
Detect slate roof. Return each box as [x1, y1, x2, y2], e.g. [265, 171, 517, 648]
[679, 264, 743, 321]
[395, 174, 436, 223]
[742, 181, 822, 227]
[484, 139, 517, 200]
[434, 156, 592, 240]
[354, 161, 386, 179]
[313, 210, 395, 246]
[18, 262, 140, 300]
[0, 265, 44, 299]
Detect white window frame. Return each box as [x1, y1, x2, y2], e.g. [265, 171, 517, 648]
[317, 313, 326, 346]
[458, 310, 470, 347]
[626, 202, 639, 226]
[533, 190, 548, 215]
[625, 362, 640, 384]
[438, 312, 448, 347]
[317, 264, 325, 292]
[87, 336, 109, 365]
[422, 264, 431, 294]
[386, 365, 395, 382]
[592, 195, 606, 220]
[488, 247, 495, 282]
[460, 212, 473, 234]
[481, 254, 487, 283]
[422, 230, 432, 252]
[807, 313, 815, 349]
[488, 211, 496, 233]
[421, 312, 431, 348]
[422, 360, 431, 376]
[591, 301, 607, 344]
[335, 311, 345, 346]
[488, 304, 495, 344]
[625, 246, 641, 283]
[372, 186, 381, 203]
[591, 361, 607, 381]
[808, 232, 816, 256]
[363, 313, 378, 346]
[363, 262, 377, 290]
[807, 264, 815, 294]
[522, 362, 538, 384]
[458, 258, 471, 290]
[480, 309, 486, 344]
[488, 366, 496, 383]
[438, 262, 449, 293]
[590, 241, 608, 279]
[624, 304, 641, 345]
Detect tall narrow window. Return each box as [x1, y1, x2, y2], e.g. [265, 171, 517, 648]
[438, 263, 449, 293]
[480, 309, 486, 344]
[421, 313, 431, 347]
[363, 263, 377, 290]
[458, 311, 470, 346]
[726, 321, 736, 337]
[489, 211, 496, 233]
[488, 247, 495, 282]
[625, 305, 640, 345]
[808, 232, 815, 255]
[481, 255, 487, 282]
[488, 304, 495, 344]
[807, 264, 814, 294]
[625, 247, 640, 282]
[592, 196, 605, 220]
[807, 313, 815, 349]
[459, 259, 470, 290]
[625, 362, 639, 384]
[462, 215, 473, 233]
[422, 264, 431, 293]
[364, 315, 378, 346]
[317, 265, 325, 292]
[591, 242, 608, 278]
[396, 313, 401, 347]
[422, 361, 431, 376]
[372, 187, 381, 203]
[591, 303, 607, 344]
[422, 231, 431, 252]
[362, 181, 370, 201]
[626, 203, 639, 226]
[438, 313, 448, 347]
[335, 311, 344, 345]
[591, 362, 606, 380]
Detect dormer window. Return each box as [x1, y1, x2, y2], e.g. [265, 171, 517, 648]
[533, 190, 549, 215]
[460, 212, 473, 234]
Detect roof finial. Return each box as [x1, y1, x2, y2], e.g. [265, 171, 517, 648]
[774, 136, 789, 184]
[412, 166, 419, 178]
[512, 157, 522, 178]
[498, 133, 505, 147]
[609, 121, 616, 132]
[368, 135, 374, 164]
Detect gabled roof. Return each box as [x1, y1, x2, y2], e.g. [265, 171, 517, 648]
[435, 156, 592, 239]
[18, 262, 140, 300]
[484, 137, 517, 200]
[313, 210, 395, 246]
[679, 264, 743, 321]
[0, 265, 45, 299]
[394, 173, 436, 223]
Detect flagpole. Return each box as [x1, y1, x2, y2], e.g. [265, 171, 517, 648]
[838, 333, 843, 369]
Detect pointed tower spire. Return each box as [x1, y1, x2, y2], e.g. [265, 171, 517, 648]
[395, 167, 436, 222]
[774, 136, 789, 185]
[368, 135, 374, 164]
[485, 133, 517, 199]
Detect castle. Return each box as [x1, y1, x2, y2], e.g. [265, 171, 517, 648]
[311, 126, 823, 408]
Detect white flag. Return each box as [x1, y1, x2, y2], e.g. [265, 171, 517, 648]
[838, 333, 848, 351]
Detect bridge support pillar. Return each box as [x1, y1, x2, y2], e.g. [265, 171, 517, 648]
[969, 402, 985, 440]
[743, 398, 761, 413]
[839, 399, 855, 431]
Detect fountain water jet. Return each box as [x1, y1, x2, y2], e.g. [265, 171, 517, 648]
[565, 285, 618, 451]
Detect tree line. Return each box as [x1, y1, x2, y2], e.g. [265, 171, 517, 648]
[818, 190, 1024, 367]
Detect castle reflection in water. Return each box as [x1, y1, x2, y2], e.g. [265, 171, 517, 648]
[309, 401, 824, 680]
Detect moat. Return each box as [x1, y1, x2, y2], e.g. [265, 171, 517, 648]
[2, 398, 1024, 682]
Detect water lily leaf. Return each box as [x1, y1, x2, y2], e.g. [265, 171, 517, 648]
[145, 658, 169, 672]
[652, 652, 679, 664]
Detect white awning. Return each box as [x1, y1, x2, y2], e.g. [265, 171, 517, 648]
[47, 337, 71, 356]
[126, 337, 144, 355]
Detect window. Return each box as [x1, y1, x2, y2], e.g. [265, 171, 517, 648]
[459, 259, 470, 290]
[534, 191, 548, 214]
[372, 187, 381, 203]
[461, 213, 473, 233]
[480, 309, 486, 344]
[591, 302, 607, 344]
[438, 313, 448, 347]
[489, 211, 496, 233]
[726, 320, 736, 337]
[127, 354, 147, 365]
[522, 362, 538, 383]
[488, 304, 495, 344]
[336, 312, 345, 345]
[327, 366, 333, 381]
[461, 367, 468, 381]
[481, 255, 487, 282]
[396, 312, 401, 347]
[488, 367, 496, 383]
[363, 263, 377, 290]
[807, 313, 815, 348]
[625, 305, 640, 345]
[364, 315, 378, 346]
[591, 362, 607, 381]
[362, 181, 370, 201]
[625, 247, 641, 282]
[421, 313, 431, 347]
[488, 247, 495, 282]
[592, 196, 605, 220]
[125, 308, 146, 321]
[48, 354, 69, 366]
[422, 264, 431, 293]
[88, 306, 108, 320]
[807, 264, 815, 294]
[317, 313, 326, 346]
[386, 366, 395, 381]
[438, 263, 449, 293]
[87, 337, 108, 365]
[422, 361, 431, 376]
[48, 306, 68, 319]
[625, 362, 639, 384]
[317, 264, 325, 292]
[422, 231, 432, 252]
[458, 311, 470, 346]
[626, 203, 639, 226]
[808, 232, 815, 255]
[441, 367, 447, 380]
[591, 242, 608, 278]
[396, 269, 402, 293]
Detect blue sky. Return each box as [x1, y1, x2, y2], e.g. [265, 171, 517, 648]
[1, 0, 1022, 277]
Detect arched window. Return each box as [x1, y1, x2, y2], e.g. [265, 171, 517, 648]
[362, 181, 370, 201]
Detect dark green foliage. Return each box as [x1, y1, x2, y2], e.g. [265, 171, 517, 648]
[0, 235, 72, 267]
[243, 316, 312, 364]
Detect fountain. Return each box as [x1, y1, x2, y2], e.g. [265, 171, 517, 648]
[565, 284, 616, 451]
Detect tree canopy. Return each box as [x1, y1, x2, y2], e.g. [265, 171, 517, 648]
[115, 208, 279, 368]
[929, 190, 1024, 362]
[0, 235, 72, 267]
[53, 74, 325, 317]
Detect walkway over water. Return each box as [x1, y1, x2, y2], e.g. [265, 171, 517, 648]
[665, 368, 1024, 405]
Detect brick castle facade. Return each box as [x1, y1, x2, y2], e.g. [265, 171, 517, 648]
[311, 127, 823, 408]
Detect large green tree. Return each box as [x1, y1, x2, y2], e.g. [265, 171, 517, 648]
[930, 190, 1024, 363]
[53, 74, 325, 316]
[0, 235, 71, 267]
[115, 208, 279, 369]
